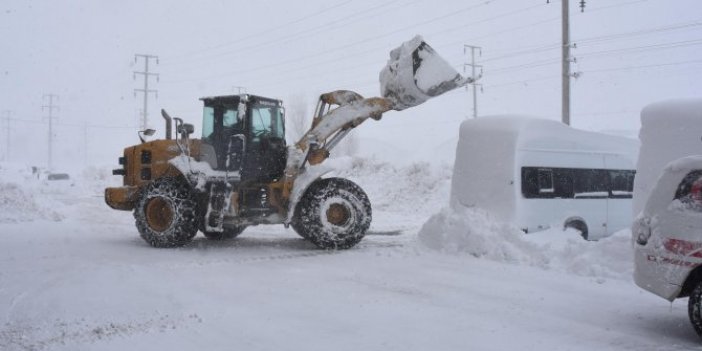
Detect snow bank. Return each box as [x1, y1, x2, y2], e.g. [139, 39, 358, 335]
[329, 156, 452, 215]
[526, 228, 634, 280]
[418, 206, 547, 266]
[418, 204, 634, 280]
[0, 162, 106, 223]
[0, 182, 62, 223]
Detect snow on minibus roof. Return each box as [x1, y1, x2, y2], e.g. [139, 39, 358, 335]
[459, 115, 638, 156]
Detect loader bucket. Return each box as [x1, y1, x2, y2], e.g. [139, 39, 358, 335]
[380, 35, 472, 110]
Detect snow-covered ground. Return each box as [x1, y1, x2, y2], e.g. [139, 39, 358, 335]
[0, 159, 699, 350]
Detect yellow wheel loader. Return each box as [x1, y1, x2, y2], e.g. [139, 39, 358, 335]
[105, 36, 472, 249]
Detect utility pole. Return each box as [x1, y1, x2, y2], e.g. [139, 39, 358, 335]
[134, 54, 159, 130]
[42, 94, 59, 170]
[463, 44, 482, 119]
[549, 0, 586, 125]
[233, 86, 247, 94]
[2, 110, 13, 162]
[561, 0, 571, 125]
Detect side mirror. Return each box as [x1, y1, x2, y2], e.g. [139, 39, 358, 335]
[181, 123, 195, 135]
[138, 128, 156, 143]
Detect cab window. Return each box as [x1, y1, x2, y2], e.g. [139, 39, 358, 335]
[223, 109, 239, 128]
[202, 106, 215, 139]
[250, 105, 284, 142]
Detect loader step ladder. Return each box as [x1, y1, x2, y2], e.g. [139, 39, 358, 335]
[205, 182, 232, 232]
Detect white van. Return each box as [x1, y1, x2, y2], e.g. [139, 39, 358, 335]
[632, 98, 702, 337]
[451, 116, 639, 240]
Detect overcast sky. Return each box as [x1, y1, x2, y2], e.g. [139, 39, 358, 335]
[1, 0, 700, 169]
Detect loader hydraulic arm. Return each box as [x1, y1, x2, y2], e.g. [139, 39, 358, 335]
[280, 35, 474, 222]
[295, 90, 393, 165]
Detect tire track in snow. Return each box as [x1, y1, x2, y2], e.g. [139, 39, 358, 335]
[147, 241, 406, 270]
[0, 313, 202, 351]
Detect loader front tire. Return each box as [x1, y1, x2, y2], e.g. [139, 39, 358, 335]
[292, 178, 371, 250]
[134, 177, 198, 248]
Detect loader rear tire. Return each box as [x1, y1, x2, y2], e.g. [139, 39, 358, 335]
[134, 177, 198, 248]
[292, 178, 371, 250]
[202, 226, 246, 240]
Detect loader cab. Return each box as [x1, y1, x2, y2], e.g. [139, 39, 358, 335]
[200, 94, 287, 181]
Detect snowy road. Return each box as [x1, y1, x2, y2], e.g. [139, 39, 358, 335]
[1, 159, 701, 351]
[1, 192, 700, 351]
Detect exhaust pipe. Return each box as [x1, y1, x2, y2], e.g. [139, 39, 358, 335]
[161, 109, 172, 140]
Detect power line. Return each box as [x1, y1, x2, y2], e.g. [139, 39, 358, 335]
[478, 20, 702, 66]
[577, 20, 702, 45]
[430, 1, 547, 38]
[482, 74, 560, 89]
[485, 37, 702, 77]
[134, 54, 159, 130]
[42, 94, 59, 170]
[161, 0, 404, 67]
[583, 58, 702, 74]
[579, 38, 702, 59]
[7, 116, 137, 130]
[482, 57, 702, 90]
[162, 0, 500, 84]
[436, 1, 651, 54]
[163, 0, 355, 62]
[488, 58, 561, 75]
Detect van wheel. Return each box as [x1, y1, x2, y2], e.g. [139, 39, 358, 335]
[292, 178, 371, 250]
[689, 281, 702, 338]
[134, 177, 198, 248]
[565, 220, 589, 240]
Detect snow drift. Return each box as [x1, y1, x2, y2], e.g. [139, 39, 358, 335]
[418, 206, 548, 266]
[418, 205, 635, 280]
[0, 182, 63, 223]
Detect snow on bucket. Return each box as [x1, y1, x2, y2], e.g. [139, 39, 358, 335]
[380, 35, 472, 110]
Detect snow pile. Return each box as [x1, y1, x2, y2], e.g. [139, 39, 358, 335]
[76, 164, 132, 198]
[330, 156, 452, 217]
[418, 204, 635, 280]
[418, 206, 548, 266]
[526, 228, 634, 280]
[0, 182, 63, 223]
[0, 162, 70, 223]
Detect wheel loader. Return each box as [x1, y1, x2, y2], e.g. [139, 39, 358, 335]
[105, 36, 472, 249]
